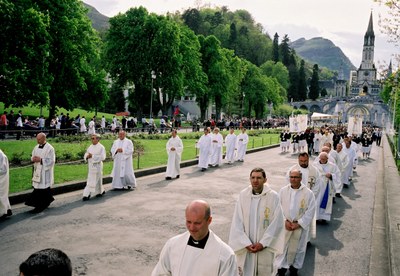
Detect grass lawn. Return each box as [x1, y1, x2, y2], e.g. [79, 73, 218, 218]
[5, 133, 279, 194]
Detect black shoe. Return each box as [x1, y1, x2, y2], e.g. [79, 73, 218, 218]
[6, 209, 12, 216]
[176, 175, 180, 179]
[277, 268, 287, 276]
[333, 197, 336, 203]
[82, 196, 90, 201]
[343, 184, 349, 188]
[289, 266, 298, 276]
[126, 186, 132, 190]
[335, 193, 342, 198]
[30, 206, 46, 213]
[165, 177, 172, 180]
[96, 191, 105, 197]
[201, 168, 206, 172]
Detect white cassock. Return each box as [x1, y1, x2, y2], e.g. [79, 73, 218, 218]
[88, 120, 96, 135]
[196, 134, 211, 169]
[313, 133, 322, 153]
[83, 143, 106, 197]
[111, 138, 136, 188]
[80, 118, 87, 133]
[209, 133, 223, 166]
[165, 136, 183, 178]
[101, 118, 106, 129]
[287, 164, 320, 240]
[313, 161, 340, 221]
[152, 230, 239, 276]
[336, 150, 349, 193]
[275, 184, 316, 270]
[341, 144, 356, 183]
[229, 184, 285, 276]
[236, 133, 249, 161]
[224, 133, 237, 163]
[0, 150, 11, 216]
[319, 135, 329, 152]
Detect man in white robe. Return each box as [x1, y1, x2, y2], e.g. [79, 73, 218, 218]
[313, 152, 340, 223]
[209, 128, 223, 167]
[275, 169, 315, 276]
[342, 138, 356, 187]
[236, 128, 249, 162]
[88, 117, 96, 135]
[229, 168, 285, 276]
[152, 200, 238, 276]
[83, 134, 106, 200]
[111, 131, 136, 189]
[165, 129, 183, 180]
[0, 149, 12, 218]
[100, 116, 106, 134]
[335, 143, 349, 197]
[287, 152, 320, 242]
[224, 128, 237, 164]
[196, 128, 211, 171]
[25, 133, 55, 213]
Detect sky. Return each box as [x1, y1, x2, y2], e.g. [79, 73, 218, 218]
[84, 0, 398, 73]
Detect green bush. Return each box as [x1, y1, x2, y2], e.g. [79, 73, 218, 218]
[10, 151, 24, 165]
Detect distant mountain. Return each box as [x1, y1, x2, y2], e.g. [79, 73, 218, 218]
[83, 3, 109, 31]
[290, 37, 356, 80]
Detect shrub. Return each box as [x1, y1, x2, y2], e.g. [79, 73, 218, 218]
[10, 152, 24, 165]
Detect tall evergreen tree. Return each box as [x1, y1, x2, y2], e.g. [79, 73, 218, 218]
[298, 60, 307, 101]
[272, 33, 280, 63]
[309, 64, 320, 100]
[280, 34, 291, 67]
[287, 52, 299, 101]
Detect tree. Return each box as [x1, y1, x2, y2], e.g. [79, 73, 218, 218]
[272, 33, 280, 63]
[0, 0, 51, 108]
[298, 60, 307, 101]
[280, 34, 291, 67]
[287, 52, 299, 101]
[182, 8, 202, 33]
[105, 7, 190, 118]
[309, 64, 320, 100]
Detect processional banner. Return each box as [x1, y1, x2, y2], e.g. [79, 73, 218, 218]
[347, 116, 363, 135]
[289, 115, 308, 133]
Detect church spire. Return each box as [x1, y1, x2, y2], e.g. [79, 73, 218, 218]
[361, 11, 375, 70]
[364, 11, 375, 47]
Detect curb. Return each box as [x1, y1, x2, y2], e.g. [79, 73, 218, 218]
[10, 144, 279, 205]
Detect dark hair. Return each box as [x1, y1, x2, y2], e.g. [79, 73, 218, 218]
[250, 167, 266, 179]
[298, 152, 309, 158]
[19, 248, 72, 276]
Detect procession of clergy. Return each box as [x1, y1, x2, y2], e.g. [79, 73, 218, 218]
[0, 121, 379, 276]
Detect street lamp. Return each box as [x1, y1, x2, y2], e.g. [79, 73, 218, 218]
[150, 70, 156, 118]
[241, 92, 245, 118]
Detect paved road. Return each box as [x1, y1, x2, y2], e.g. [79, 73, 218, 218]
[0, 143, 384, 275]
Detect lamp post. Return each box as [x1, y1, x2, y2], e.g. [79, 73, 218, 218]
[150, 70, 156, 118]
[241, 92, 245, 118]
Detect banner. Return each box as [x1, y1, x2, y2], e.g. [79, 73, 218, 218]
[289, 114, 308, 133]
[347, 116, 363, 135]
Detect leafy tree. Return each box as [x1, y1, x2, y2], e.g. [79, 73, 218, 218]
[35, 0, 107, 119]
[182, 8, 202, 33]
[309, 64, 320, 100]
[260, 61, 289, 92]
[105, 7, 190, 118]
[0, 0, 51, 108]
[298, 60, 307, 101]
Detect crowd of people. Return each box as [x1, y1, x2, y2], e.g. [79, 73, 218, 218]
[0, 120, 381, 275]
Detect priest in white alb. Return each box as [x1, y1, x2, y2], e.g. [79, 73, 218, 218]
[82, 134, 106, 201]
[209, 128, 223, 167]
[196, 128, 211, 171]
[275, 169, 316, 276]
[313, 152, 340, 223]
[229, 168, 285, 276]
[236, 128, 249, 162]
[0, 149, 12, 218]
[111, 131, 136, 190]
[152, 200, 239, 276]
[165, 129, 183, 180]
[224, 128, 237, 164]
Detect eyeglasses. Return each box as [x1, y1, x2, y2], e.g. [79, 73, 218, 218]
[289, 176, 301, 179]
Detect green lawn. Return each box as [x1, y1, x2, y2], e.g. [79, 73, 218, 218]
[5, 133, 279, 193]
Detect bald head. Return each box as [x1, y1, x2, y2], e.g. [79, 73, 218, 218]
[186, 200, 211, 220]
[36, 132, 46, 145]
[321, 146, 330, 153]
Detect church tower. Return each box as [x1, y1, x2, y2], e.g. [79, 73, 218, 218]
[349, 12, 381, 96]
